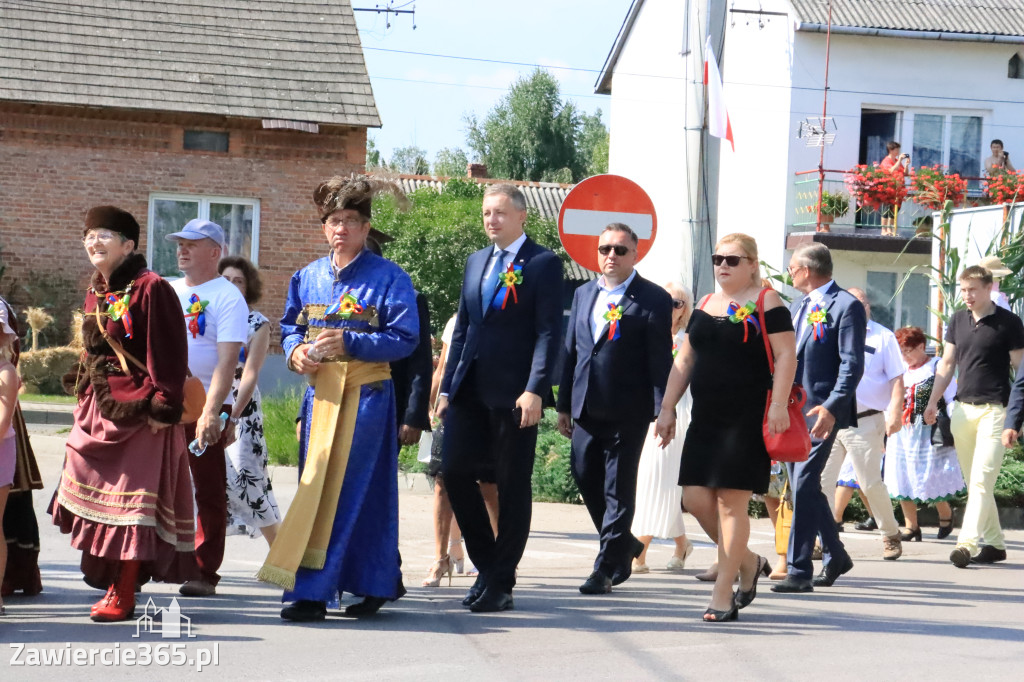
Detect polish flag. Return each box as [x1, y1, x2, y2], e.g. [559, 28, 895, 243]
[704, 36, 734, 151]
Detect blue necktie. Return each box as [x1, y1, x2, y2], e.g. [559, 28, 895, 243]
[795, 296, 811, 346]
[481, 249, 507, 314]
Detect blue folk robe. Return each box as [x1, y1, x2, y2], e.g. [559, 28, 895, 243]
[279, 249, 418, 602]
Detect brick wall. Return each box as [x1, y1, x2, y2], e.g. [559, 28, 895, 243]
[0, 102, 368, 351]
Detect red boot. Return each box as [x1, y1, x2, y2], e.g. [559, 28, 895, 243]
[91, 561, 139, 623]
[90, 584, 116, 618]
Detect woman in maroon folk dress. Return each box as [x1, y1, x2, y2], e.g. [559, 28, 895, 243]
[51, 206, 196, 622]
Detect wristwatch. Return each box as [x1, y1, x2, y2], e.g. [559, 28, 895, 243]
[228, 415, 240, 425]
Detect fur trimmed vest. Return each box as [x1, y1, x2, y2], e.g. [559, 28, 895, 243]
[64, 253, 189, 424]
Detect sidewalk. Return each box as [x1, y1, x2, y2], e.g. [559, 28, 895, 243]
[4, 428, 1023, 680]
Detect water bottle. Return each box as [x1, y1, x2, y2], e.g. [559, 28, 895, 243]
[306, 343, 325, 363]
[188, 412, 229, 456]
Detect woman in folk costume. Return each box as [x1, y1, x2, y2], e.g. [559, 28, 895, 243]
[50, 206, 196, 622]
[1, 298, 45, 601]
[259, 176, 419, 622]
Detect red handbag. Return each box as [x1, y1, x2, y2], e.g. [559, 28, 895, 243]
[756, 289, 811, 463]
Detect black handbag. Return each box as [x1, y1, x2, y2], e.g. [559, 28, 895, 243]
[931, 398, 955, 447]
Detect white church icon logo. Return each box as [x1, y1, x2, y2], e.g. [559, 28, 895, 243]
[133, 597, 196, 639]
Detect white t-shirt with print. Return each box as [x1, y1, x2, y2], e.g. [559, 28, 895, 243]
[170, 276, 249, 401]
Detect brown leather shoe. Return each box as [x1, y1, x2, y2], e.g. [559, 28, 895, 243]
[883, 534, 903, 561]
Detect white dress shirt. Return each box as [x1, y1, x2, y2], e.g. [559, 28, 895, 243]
[482, 231, 528, 284]
[794, 279, 835, 345]
[591, 269, 637, 343]
[856, 319, 905, 411]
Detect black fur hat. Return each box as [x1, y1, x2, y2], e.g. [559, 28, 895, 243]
[84, 206, 140, 247]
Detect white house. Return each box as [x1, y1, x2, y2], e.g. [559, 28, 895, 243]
[598, 0, 1024, 330]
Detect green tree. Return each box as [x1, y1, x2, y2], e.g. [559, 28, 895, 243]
[370, 179, 565, 330]
[579, 109, 610, 176]
[433, 147, 469, 177]
[390, 145, 430, 175]
[466, 69, 584, 182]
[366, 135, 383, 169]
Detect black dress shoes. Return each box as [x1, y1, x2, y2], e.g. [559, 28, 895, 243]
[855, 518, 878, 531]
[579, 571, 612, 595]
[281, 600, 327, 622]
[770, 575, 813, 593]
[971, 545, 1008, 564]
[462, 575, 485, 607]
[344, 580, 406, 617]
[611, 539, 645, 586]
[468, 587, 514, 613]
[813, 555, 854, 587]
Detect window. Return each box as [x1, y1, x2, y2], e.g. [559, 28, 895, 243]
[908, 112, 983, 189]
[866, 271, 929, 332]
[1010, 53, 1023, 79]
[184, 130, 229, 152]
[147, 194, 260, 277]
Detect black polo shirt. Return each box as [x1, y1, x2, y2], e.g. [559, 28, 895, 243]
[945, 306, 1024, 406]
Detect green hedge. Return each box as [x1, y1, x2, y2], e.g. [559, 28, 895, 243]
[262, 392, 581, 503]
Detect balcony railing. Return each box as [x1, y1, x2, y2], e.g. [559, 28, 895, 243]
[789, 169, 990, 236]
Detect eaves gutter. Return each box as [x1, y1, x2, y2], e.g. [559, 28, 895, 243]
[796, 22, 1024, 46]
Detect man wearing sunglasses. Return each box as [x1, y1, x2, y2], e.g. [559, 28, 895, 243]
[557, 223, 674, 595]
[772, 243, 865, 594]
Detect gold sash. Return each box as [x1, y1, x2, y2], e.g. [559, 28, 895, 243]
[256, 360, 391, 590]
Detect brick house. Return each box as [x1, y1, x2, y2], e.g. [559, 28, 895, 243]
[0, 0, 377, 345]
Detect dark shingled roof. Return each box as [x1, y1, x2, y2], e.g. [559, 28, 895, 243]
[789, 0, 1024, 37]
[0, 0, 380, 126]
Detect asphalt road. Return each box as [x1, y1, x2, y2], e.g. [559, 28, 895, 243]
[3, 429, 1023, 680]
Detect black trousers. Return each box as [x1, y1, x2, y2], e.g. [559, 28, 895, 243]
[441, 381, 537, 594]
[571, 413, 649, 580]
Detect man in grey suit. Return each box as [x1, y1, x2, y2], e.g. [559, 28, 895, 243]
[772, 243, 865, 593]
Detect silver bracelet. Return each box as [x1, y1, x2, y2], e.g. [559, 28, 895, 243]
[770, 401, 786, 408]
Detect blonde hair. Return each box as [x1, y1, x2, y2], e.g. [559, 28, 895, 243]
[715, 232, 762, 287]
[663, 281, 694, 332]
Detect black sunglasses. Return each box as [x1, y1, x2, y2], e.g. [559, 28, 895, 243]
[711, 254, 750, 267]
[598, 244, 630, 256]
[672, 298, 686, 310]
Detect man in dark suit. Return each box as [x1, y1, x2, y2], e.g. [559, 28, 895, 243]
[436, 183, 564, 612]
[772, 243, 865, 594]
[557, 224, 673, 594]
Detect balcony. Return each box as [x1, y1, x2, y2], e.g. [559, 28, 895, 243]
[785, 169, 988, 254]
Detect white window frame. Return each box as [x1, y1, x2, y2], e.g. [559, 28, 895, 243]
[147, 192, 261, 266]
[860, 106, 988, 175]
[903, 108, 988, 177]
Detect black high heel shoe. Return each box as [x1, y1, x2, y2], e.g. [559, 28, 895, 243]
[936, 519, 954, 540]
[703, 605, 738, 623]
[900, 527, 922, 542]
[734, 556, 769, 610]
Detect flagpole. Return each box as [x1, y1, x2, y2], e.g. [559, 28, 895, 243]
[816, 0, 834, 233]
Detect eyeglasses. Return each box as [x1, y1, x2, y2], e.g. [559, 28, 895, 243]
[325, 216, 366, 229]
[82, 230, 121, 245]
[711, 254, 751, 267]
[672, 298, 686, 310]
[598, 244, 630, 256]
[787, 263, 808, 275]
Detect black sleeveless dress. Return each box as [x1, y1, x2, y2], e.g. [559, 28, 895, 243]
[678, 304, 794, 494]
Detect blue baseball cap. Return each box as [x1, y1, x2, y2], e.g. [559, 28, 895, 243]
[164, 219, 225, 248]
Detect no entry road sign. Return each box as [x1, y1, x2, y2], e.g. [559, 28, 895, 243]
[558, 174, 657, 273]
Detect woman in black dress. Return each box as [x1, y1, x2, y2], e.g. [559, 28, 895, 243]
[656, 233, 796, 622]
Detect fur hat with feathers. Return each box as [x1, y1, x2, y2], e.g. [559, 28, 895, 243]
[313, 174, 409, 222]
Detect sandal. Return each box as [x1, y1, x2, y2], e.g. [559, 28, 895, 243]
[734, 556, 768, 609]
[421, 556, 453, 587]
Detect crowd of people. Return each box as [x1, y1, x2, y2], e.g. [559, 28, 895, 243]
[0, 175, 1019, 624]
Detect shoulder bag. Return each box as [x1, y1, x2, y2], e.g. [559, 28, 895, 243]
[755, 289, 811, 463]
[94, 309, 205, 424]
